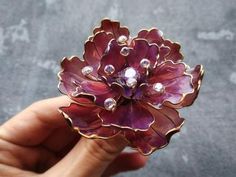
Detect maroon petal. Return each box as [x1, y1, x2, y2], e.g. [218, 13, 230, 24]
[58, 56, 87, 96]
[163, 40, 183, 62]
[93, 19, 130, 39]
[136, 28, 164, 45]
[99, 101, 154, 131]
[124, 104, 184, 155]
[83, 32, 113, 71]
[98, 40, 127, 77]
[124, 128, 167, 155]
[73, 80, 120, 107]
[60, 103, 120, 139]
[145, 61, 193, 105]
[126, 39, 159, 71]
[165, 65, 204, 108]
[136, 29, 183, 63]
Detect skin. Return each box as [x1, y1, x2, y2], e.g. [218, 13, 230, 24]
[0, 96, 148, 177]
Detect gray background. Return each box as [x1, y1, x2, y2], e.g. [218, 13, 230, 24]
[0, 0, 236, 176]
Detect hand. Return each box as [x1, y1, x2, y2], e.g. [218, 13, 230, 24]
[0, 96, 147, 177]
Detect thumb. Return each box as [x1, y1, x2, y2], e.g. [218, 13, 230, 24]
[44, 135, 128, 177]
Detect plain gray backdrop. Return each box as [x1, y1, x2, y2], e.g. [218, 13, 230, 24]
[0, 0, 236, 177]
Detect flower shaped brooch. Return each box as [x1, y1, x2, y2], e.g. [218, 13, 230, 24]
[58, 19, 204, 155]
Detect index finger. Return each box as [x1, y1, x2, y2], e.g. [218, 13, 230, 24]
[0, 96, 71, 146]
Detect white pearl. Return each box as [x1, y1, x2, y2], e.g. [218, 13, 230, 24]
[140, 58, 151, 68]
[120, 47, 130, 56]
[153, 83, 164, 92]
[124, 67, 137, 78]
[81, 66, 93, 75]
[126, 78, 137, 88]
[117, 35, 128, 44]
[104, 98, 116, 111]
[104, 64, 115, 75]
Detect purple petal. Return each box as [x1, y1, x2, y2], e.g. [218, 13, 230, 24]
[99, 101, 154, 131]
[126, 39, 159, 71]
[145, 61, 193, 105]
[165, 65, 204, 108]
[60, 103, 120, 138]
[98, 40, 127, 77]
[123, 104, 184, 155]
[74, 80, 121, 107]
[83, 32, 113, 71]
[58, 56, 86, 96]
[136, 29, 164, 45]
[93, 19, 130, 39]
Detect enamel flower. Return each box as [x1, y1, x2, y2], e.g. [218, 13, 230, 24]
[58, 19, 204, 155]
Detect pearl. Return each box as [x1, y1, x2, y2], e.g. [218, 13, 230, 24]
[126, 78, 137, 88]
[81, 66, 93, 75]
[140, 58, 151, 68]
[124, 67, 137, 78]
[120, 47, 130, 56]
[104, 98, 117, 111]
[104, 64, 115, 75]
[117, 35, 128, 44]
[153, 83, 165, 93]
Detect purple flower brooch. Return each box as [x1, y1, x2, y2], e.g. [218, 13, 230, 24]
[58, 19, 204, 155]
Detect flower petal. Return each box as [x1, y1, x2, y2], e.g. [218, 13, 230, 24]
[60, 103, 120, 139]
[93, 19, 130, 39]
[73, 80, 121, 107]
[83, 32, 113, 71]
[126, 39, 159, 71]
[58, 56, 87, 96]
[124, 104, 184, 155]
[98, 40, 127, 77]
[136, 29, 183, 63]
[145, 61, 193, 105]
[136, 28, 164, 45]
[165, 65, 204, 108]
[99, 101, 154, 131]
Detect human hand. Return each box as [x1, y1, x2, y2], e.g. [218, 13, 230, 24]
[0, 96, 147, 177]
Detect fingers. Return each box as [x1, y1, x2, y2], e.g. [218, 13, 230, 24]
[44, 136, 128, 177]
[102, 152, 148, 177]
[0, 96, 71, 146]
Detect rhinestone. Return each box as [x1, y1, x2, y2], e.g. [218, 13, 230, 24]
[104, 64, 115, 75]
[124, 67, 137, 78]
[153, 83, 165, 92]
[120, 47, 130, 56]
[140, 58, 151, 68]
[117, 35, 128, 44]
[104, 98, 117, 111]
[81, 66, 93, 75]
[126, 78, 137, 88]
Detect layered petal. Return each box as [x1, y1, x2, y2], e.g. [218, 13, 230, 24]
[136, 29, 183, 63]
[165, 65, 204, 108]
[58, 56, 87, 97]
[144, 61, 193, 106]
[60, 103, 120, 139]
[93, 19, 130, 39]
[99, 101, 154, 131]
[136, 28, 164, 45]
[126, 39, 159, 72]
[58, 56, 120, 106]
[124, 104, 184, 155]
[98, 40, 127, 77]
[83, 32, 113, 71]
[73, 80, 121, 107]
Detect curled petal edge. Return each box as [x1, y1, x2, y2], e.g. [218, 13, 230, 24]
[127, 120, 185, 156]
[59, 103, 121, 139]
[146, 60, 195, 108]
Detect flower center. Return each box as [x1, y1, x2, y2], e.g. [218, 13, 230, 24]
[124, 67, 137, 78]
